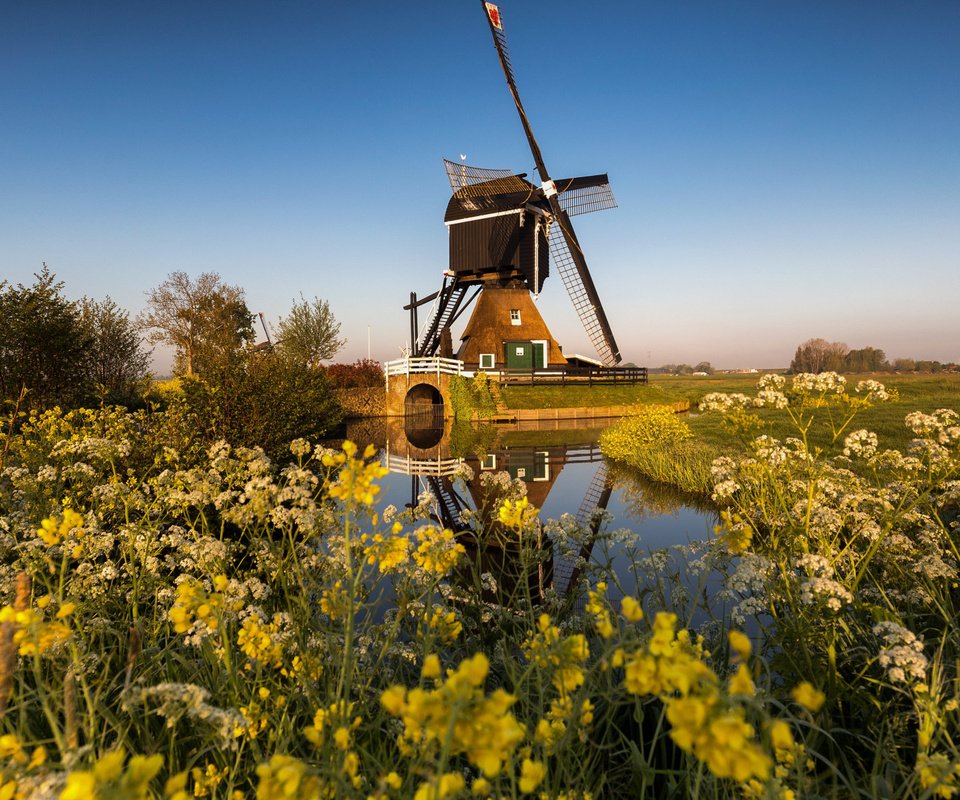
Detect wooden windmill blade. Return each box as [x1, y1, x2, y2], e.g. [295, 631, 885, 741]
[546, 216, 621, 366]
[480, 1, 622, 366]
[554, 175, 618, 217]
[442, 158, 516, 192]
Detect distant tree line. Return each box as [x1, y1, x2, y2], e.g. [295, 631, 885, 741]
[788, 338, 957, 374]
[1, 266, 367, 459]
[653, 362, 715, 375]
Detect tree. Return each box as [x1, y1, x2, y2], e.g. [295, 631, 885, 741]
[179, 349, 342, 460]
[79, 296, 151, 405]
[276, 295, 345, 367]
[0, 266, 92, 408]
[843, 347, 888, 373]
[789, 338, 849, 373]
[139, 272, 254, 376]
[694, 361, 715, 375]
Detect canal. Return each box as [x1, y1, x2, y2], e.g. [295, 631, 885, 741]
[345, 414, 718, 609]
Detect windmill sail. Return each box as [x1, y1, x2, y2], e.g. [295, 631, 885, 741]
[555, 175, 618, 217]
[443, 159, 515, 192]
[546, 215, 621, 366]
[480, 1, 622, 365]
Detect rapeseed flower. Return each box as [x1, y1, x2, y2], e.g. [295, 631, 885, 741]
[916, 752, 960, 799]
[326, 441, 388, 506]
[728, 630, 752, 660]
[414, 772, 465, 800]
[255, 755, 326, 800]
[424, 608, 462, 643]
[380, 652, 524, 777]
[790, 681, 825, 712]
[519, 758, 546, 793]
[585, 583, 614, 638]
[61, 749, 163, 800]
[498, 497, 538, 531]
[169, 577, 228, 635]
[237, 613, 285, 669]
[412, 526, 465, 576]
[621, 595, 644, 622]
[36, 507, 84, 547]
[361, 527, 410, 573]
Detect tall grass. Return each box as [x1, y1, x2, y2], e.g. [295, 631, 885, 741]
[0, 379, 958, 798]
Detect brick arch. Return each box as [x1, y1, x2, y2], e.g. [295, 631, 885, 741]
[404, 383, 443, 407]
[384, 372, 455, 418]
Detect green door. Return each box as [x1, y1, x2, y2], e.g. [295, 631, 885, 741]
[505, 341, 531, 370]
[532, 342, 545, 369]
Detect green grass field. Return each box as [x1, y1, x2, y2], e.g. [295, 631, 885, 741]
[502, 373, 960, 456]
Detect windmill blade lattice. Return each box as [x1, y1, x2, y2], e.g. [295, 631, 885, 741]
[547, 218, 620, 366]
[443, 159, 516, 192]
[556, 177, 618, 217]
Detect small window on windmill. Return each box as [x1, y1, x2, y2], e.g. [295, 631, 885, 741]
[510, 308, 521, 326]
[480, 454, 497, 471]
[479, 353, 495, 370]
[516, 467, 526, 478]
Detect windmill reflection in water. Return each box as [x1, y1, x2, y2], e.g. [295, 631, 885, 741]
[385, 431, 612, 609]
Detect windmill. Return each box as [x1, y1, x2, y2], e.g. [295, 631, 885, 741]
[407, 1, 622, 369]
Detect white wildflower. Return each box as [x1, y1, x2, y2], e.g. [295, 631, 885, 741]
[843, 429, 879, 459]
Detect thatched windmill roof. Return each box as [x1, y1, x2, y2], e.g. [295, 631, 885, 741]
[458, 286, 567, 366]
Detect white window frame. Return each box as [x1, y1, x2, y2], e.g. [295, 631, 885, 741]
[533, 451, 551, 482]
[479, 353, 495, 370]
[510, 308, 521, 326]
[480, 454, 497, 471]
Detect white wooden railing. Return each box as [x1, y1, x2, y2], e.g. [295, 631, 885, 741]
[386, 454, 464, 477]
[384, 357, 465, 387]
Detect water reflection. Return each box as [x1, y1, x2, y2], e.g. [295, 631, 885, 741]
[344, 416, 718, 607]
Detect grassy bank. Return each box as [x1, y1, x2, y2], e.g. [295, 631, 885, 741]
[598, 373, 960, 495]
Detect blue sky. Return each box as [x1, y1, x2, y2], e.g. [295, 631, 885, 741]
[2, 1, 958, 370]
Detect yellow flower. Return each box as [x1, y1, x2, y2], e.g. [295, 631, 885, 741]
[326, 441, 388, 506]
[61, 772, 97, 800]
[237, 613, 285, 668]
[497, 497, 538, 530]
[414, 773, 465, 800]
[380, 685, 406, 715]
[768, 720, 795, 755]
[385, 772, 402, 789]
[791, 681, 826, 712]
[728, 630, 752, 660]
[36, 507, 85, 547]
[362, 532, 410, 573]
[519, 758, 547, 793]
[916, 752, 960, 799]
[585, 584, 614, 639]
[728, 663, 755, 696]
[424, 608, 462, 643]
[334, 726, 351, 750]
[621, 596, 644, 622]
[381, 652, 523, 778]
[56, 603, 76, 619]
[413, 526, 465, 576]
[422, 654, 441, 680]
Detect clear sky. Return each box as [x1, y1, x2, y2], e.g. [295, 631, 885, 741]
[3, 1, 958, 371]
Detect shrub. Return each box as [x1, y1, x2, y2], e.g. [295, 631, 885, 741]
[600, 404, 693, 453]
[449, 373, 497, 420]
[324, 359, 385, 388]
[180, 349, 342, 459]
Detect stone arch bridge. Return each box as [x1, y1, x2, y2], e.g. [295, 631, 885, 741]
[384, 357, 463, 418]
